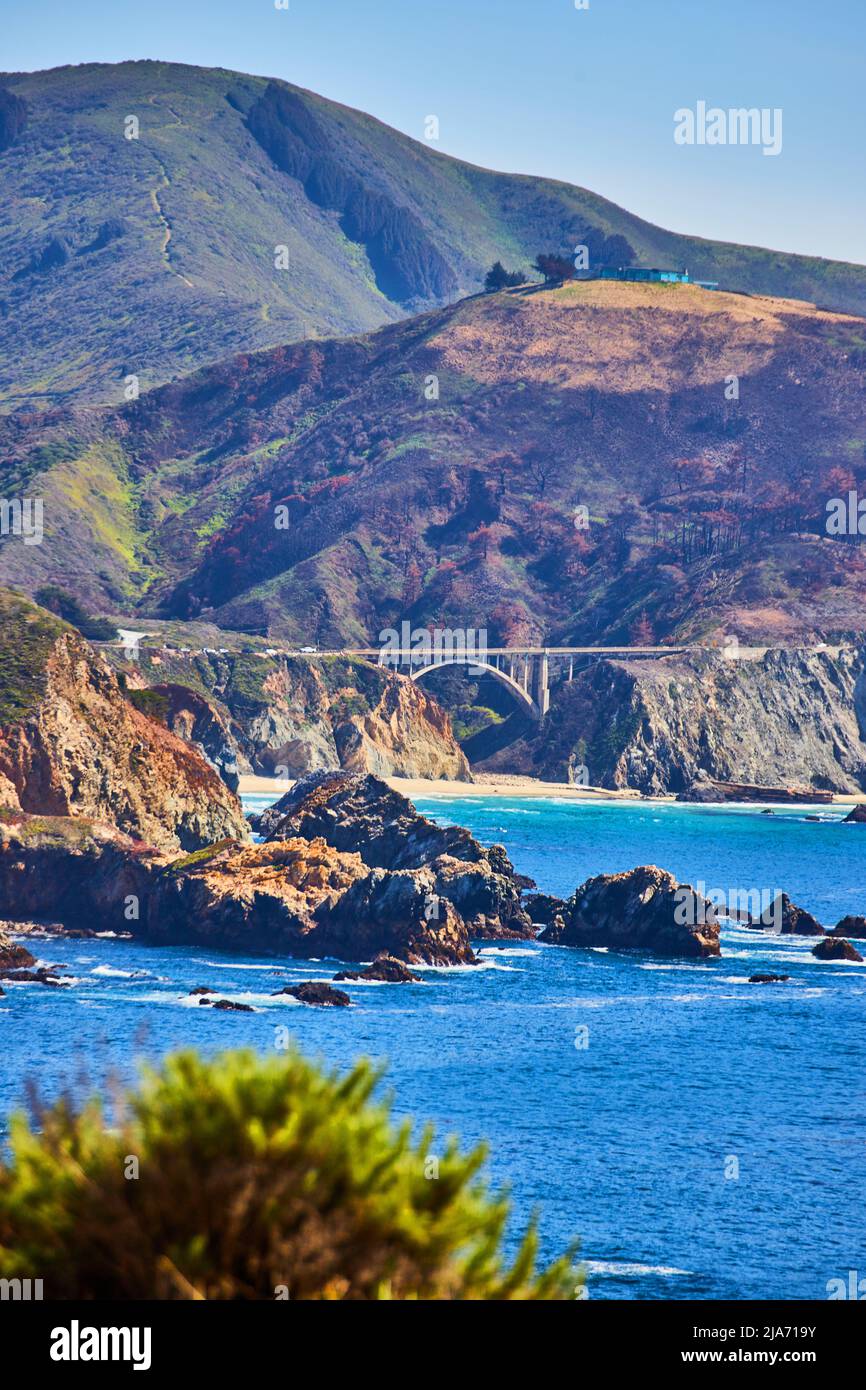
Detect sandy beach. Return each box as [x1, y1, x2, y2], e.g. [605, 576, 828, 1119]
[238, 772, 651, 801]
[237, 772, 866, 806]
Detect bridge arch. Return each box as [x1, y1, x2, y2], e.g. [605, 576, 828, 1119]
[408, 658, 540, 719]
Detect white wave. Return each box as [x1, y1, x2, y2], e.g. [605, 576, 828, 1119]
[90, 965, 149, 978]
[477, 947, 540, 958]
[585, 1260, 692, 1277]
[638, 962, 714, 971]
[190, 958, 277, 971]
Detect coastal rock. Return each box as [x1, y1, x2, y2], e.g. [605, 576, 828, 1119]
[0, 815, 478, 966]
[0, 928, 36, 972]
[522, 892, 567, 926]
[748, 973, 790, 983]
[748, 893, 825, 936]
[677, 771, 724, 804]
[112, 649, 469, 784]
[811, 937, 864, 962]
[843, 804, 866, 823]
[0, 815, 159, 933]
[831, 915, 866, 939]
[313, 867, 476, 966]
[334, 954, 421, 983]
[4, 967, 69, 987]
[276, 981, 351, 1007]
[205, 998, 255, 1012]
[483, 648, 866, 796]
[143, 836, 369, 956]
[141, 683, 241, 792]
[0, 590, 248, 853]
[539, 865, 721, 958]
[261, 772, 533, 939]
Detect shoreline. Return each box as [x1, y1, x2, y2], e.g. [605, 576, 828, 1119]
[237, 773, 865, 806]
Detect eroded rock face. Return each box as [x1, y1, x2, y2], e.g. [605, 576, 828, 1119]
[144, 836, 368, 955]
[812, 937, 864, 962]
[843, 804, 866, 823]
[314, 867, 475, 966]
[0, 814, 159, 934]
[145, 684, 241, 792]
[488, 649, 866, 795]
[113, 650, 469, 784]
[333, 677, 470, 782]
[0, 593, 248, 853]
[0, 813, 477, 965]
[260, 772, 532, 938]
[539, 865, 721, 957]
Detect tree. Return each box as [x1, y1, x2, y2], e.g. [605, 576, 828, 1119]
[34, 585, 116, 641]
[629, 610, 655, 646]
[484, 261, 527, 292]
[0, 1048, 578, 1301]
[533, 253, 576, 285]
[469, 523, 495, 560]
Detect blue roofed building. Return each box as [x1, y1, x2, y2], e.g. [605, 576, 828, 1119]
[598, 266, 719, 289]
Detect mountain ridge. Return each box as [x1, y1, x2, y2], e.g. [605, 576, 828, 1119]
[3, 59, 866, 409]
[3, 277, 866, 648]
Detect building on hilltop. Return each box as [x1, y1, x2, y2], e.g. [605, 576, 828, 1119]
[598, 265, 719, 290]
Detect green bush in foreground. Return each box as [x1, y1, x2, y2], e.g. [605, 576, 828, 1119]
[0, 1048, 579, 1300]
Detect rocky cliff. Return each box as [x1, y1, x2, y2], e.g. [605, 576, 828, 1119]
[0, 773, 531, 963]
[116, 648, 470, 784]
[483, 646, 866, 795]
[0, 591, 248, 852]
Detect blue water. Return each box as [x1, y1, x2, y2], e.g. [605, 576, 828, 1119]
[2, 795, 864, 1300]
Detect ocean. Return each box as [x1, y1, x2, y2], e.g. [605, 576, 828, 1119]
[1, 794, 864, 1300]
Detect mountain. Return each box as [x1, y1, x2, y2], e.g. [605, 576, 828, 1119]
[3, 278, 866, 648]
[0, 588, 246, 851]
[2, 60, 866, 409]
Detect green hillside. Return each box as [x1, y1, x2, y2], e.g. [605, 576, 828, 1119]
[2, 60, 866, 408]
[3, 279, 866, 646]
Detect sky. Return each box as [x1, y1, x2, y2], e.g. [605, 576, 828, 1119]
[3, 0, 864, 264]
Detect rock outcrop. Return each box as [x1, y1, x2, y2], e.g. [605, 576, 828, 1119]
[812, 937, 864, 962]
[260, 771, 533, 938]
[0, 591, 248, 853]
[539, 866, 721, 957]
[843, 804, 866, 823]
[139, 683, 241, 792]
[108, 648, 470, 784]
[831, 915, 866, 939]
[749, 973, 790, 983]
[0, 812, 478, 965]
[275, 982, 351, 1007]
[334, 954, 421, 983]
[481, 647, 866, 795]
[748, 893, 825, 935]
[0, 926, 36, 972]
[0, 814, 158, 933]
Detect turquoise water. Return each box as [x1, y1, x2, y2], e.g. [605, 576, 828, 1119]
[1, 796, 864, 1300]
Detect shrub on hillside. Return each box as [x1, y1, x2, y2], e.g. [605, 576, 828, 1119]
[0, 1048, 579, 1300]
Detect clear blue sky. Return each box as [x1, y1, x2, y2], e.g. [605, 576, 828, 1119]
[4, 0, 864, 264]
